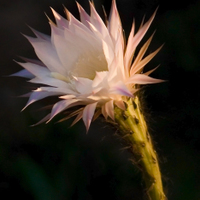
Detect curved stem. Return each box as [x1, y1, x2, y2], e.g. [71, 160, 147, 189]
[114, 96, 166, 200]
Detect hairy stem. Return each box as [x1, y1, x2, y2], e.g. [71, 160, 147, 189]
[114, 96, 166, 200]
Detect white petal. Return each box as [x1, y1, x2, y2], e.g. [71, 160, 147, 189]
[101, 104, 108, 119]
[22, 88, 65, 110]
[89, 2, 113, 46]
[92, 71, 108, 88]
[102, 40, 114, 67]
[17, 62, 50, 78]
[82, 102, 98, 132]
[124, 9, 157, 72]
[48, 99, 80, 121]
[10, 69, 34, 79]
[74, 77, 93, 94]
[130, 45, 163, 76]
[51, 8, 68, 29]
[29, 77, 75, 93]
[127, 74, 164, 84]
[108, 0, 124, 48]
[115, 100, 126, 110]
[76, 2, 91, 28]
[24, 35, 65, 74]
[29, 26, 51, 41]
[70, 110, 83, 127]
[104, 100, 114, 120]
[130, 32, 155, 75]
[109, 81, 133, 97]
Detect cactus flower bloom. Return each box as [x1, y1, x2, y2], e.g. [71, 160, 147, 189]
[12, 1, 167, 199]
[12, 0, 162, 131]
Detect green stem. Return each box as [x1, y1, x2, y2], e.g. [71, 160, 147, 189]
[114, 96, 166, 200]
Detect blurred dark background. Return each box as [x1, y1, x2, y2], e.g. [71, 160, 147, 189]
[0, 0, 200, 199]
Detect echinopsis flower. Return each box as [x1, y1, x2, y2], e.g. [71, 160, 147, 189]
[12, 0, 163, 131]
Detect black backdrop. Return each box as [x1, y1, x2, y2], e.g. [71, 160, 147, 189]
[0, 0, 200, 199]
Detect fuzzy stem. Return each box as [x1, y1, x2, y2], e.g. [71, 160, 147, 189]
[114, 96, 166, 200]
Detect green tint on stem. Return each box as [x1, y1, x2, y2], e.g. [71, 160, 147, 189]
[114, 96, 166, 200]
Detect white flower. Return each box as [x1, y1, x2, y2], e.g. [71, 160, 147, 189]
[12, 0, 163, 131]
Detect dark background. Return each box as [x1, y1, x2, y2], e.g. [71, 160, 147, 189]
[0, 0, 200, 199]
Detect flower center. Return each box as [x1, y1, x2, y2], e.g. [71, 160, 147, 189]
[71, 50, 108, 80]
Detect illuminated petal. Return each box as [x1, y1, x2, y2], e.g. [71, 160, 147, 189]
[48, 99, 80, 121]
[127, 74, 164, 85]
[83, 102, 98, 131]
[105, 100, 114, 120]
[110, 81, 133, 97]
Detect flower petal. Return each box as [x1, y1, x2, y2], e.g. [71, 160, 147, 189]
[16, 62, 50, 78]
[125, 9, 157, 71]
[74, 77, 93, 94]
[104, 100, 114, 120]
[130, 32, 155, 75]
[24, 35, 65, 74]
[70, 110, 83, 127]
[51, 8, 68, 29]
[109, 81, 133, 97]
[130, 45, 163, 76]
[48, 99, 80, 122]
[115, 100, 126, 110]
[10, 69, 34, 79]
[22, 87, 65, 111]
[82, 102, 98, 132]
[108, 0, 124, 48]
[127, 74, 164, 85]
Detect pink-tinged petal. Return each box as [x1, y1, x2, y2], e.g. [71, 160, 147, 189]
[24, 35, 65, 74]
[130, 32, 155, 75]
[18, 56, 46, 67]
[52, 32, 83, 72]
[92, 71, 108, 88]
[65, 22, 101, 52]
[108, 0, 124, 48]
[127, 74, 164, 85]
[58, 107, 83, 123]
[28, 26, 51, 41]
[22, 88, 63, 111]
[114, 30, 125, 79]
[115, 100, 126, 110]
[107, 58, 118, 81]
[109, 81, 133, 97]
[82, 102, 98, 132]
[31, 114, 51, 126]
[124, 19, 135, 73]
[51, 7, 68, 29]
[74, 77, 93, 94]
[48, 99, 80, 122]
[102, 40, 114, 67]
[125, 9, 157, 71]
[29, 77, 75, 93]
[101, 105, 108, 119]
[40, 86, 74, 94]
[16, 62, 50, 78]
[70, 110, 83, 127]
[65, 7, 91, 34]
[76, 2, 91, 27]
[92, 109, 101, 121]
[89, 1, 111, 44]
[10, 69, 34, 79]
[59, 95, 76, 99]
[105, 100, 114, 120]
[144, 65, 159, 76]
[130, 45, 163, 76]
